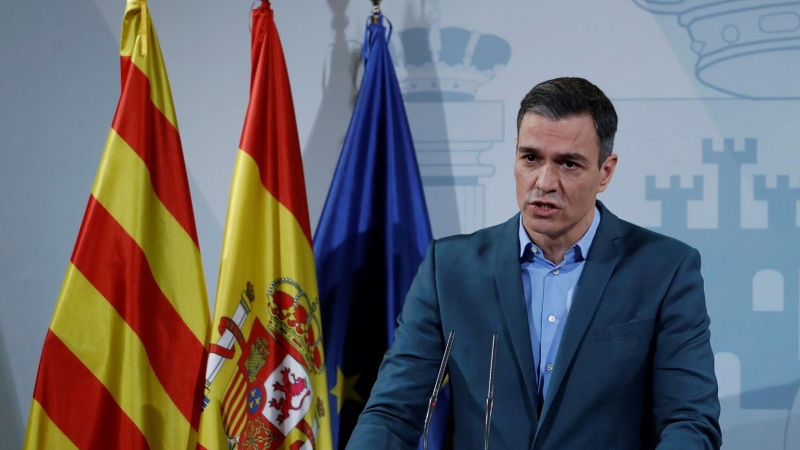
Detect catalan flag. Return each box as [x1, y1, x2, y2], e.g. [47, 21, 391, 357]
[23, 1, 210, 449]
[197, 3, 332, 449]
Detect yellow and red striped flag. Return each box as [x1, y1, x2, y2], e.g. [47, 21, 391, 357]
[197, 3, 332, 450]
[23, 1, 210, 449]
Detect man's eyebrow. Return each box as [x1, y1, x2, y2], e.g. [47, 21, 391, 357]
[517, 147, 592, 164]
[555, 152, 591, 164]
[516, 146, 539, 155]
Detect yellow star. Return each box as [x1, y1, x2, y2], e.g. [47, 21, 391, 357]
[330, 366, 364, 413]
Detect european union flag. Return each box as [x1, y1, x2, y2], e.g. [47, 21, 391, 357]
[314, 13, 449, 450]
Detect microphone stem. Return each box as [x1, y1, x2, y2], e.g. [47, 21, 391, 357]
[484, 333, 499, 450]
[423, 330, 456, 450]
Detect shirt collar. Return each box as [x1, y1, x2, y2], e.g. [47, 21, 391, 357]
[518, 206, 602, 262]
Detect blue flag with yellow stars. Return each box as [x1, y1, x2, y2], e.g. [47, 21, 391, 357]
[313, 12, 449, 450]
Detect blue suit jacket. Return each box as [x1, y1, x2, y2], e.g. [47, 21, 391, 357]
[347, 203, 721, 450]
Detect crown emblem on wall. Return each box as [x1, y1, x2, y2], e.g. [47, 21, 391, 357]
[634, 0, 800, 98]
[390, 25, 511, 101]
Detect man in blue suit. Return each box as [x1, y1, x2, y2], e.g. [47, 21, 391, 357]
[346, 77, 721, 449]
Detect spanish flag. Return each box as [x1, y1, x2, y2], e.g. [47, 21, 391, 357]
[23, 1, 210, 449]
[197, 3, 332, 449]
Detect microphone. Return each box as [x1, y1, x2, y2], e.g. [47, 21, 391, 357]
[423, 330, 456, 450]
[484, 333, 499, 450]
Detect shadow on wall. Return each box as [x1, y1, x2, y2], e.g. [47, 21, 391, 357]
[393, 3, 459, 239]
[0, 0, 120, 443]
[304, 0, 362, 232]
[188, 171, 223, 312]
[391, 1, 511, 238]
[0, 328, 24, 449]
[303, 0, 464, 240]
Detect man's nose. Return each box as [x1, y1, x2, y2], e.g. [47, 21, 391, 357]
[535, 163, 559, 193]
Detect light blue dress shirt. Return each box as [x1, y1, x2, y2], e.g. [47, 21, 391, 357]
[518, 207, 601, 403]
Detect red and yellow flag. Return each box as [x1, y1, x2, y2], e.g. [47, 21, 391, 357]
[23, 1, 210, 449]
[197, 3, 332, 450]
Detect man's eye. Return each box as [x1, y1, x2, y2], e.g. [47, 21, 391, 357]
[563, 160, 577, 168]
[524, 155, 537, 162]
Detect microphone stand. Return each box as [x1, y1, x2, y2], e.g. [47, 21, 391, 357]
[484, 333, 499, 450]
[423, 330, 456, 450]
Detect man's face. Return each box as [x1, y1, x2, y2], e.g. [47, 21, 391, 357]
[514, 113, 617, 247]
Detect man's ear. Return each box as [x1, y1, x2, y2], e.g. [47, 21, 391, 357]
[598, 154, 618, 193]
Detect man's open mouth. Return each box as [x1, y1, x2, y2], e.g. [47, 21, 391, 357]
[532, 201, 558, 210]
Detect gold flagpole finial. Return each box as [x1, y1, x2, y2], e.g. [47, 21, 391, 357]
[139, 0, 149, 56]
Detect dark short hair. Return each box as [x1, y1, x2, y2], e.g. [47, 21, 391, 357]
[516, 77, 618, 166]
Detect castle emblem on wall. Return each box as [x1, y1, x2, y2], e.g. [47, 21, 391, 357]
[647, 138, 800, 449]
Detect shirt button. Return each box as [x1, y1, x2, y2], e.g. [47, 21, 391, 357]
[546, 364, 554, 371]
[552, 268, 559, 275]
[532, 247, 538, 254]
[548, 315, 556, 323]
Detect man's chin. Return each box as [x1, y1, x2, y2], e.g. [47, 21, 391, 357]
[522, 216, 560, 235]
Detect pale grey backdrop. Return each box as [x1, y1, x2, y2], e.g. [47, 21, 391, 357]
[2, 1, 800, 448]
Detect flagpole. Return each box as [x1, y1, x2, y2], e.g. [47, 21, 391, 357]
[371, 0, 380, 23]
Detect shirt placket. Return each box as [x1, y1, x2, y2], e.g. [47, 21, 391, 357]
[539, 248, 576, 399]
[539, 262, 560, 393]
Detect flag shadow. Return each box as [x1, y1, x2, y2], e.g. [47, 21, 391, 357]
[0, 326, 25, 449]
[304, 0, 362, 232]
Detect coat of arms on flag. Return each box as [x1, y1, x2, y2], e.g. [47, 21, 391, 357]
[206, 280, 325, 450]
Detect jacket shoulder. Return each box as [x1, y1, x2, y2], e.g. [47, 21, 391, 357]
[429, 216, 515, 265]
[615, 217, 697, 261]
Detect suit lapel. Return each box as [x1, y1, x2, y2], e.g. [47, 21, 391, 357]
[537, 202, 623, 428]
[494, 214, 540, 423]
